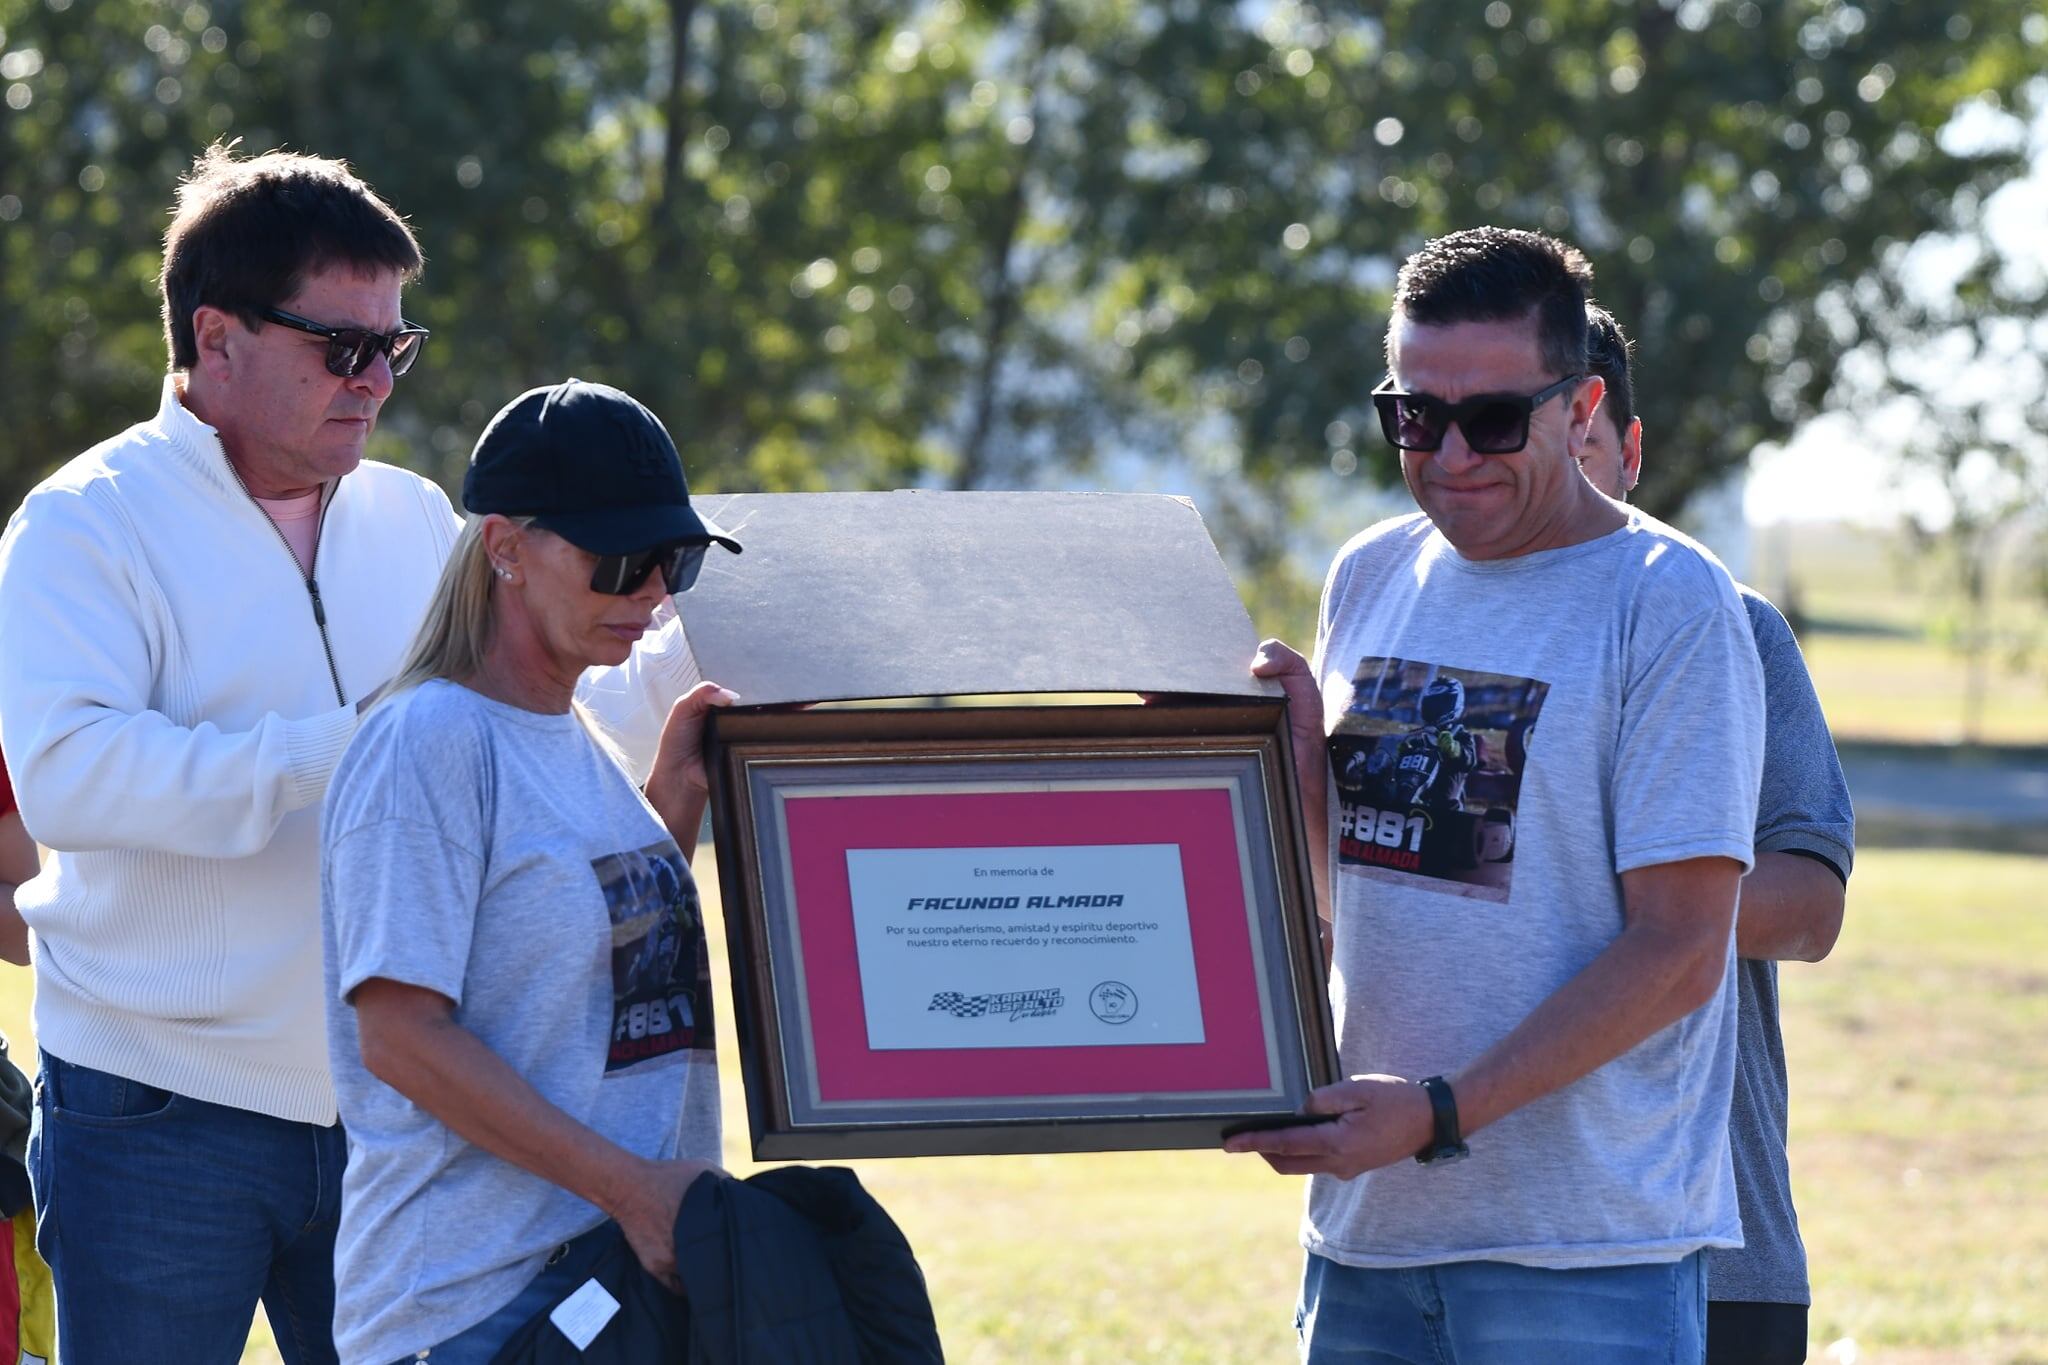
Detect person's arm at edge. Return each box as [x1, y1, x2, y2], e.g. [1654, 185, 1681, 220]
[1448, 855, 1739, 1137]
[638, 680, 736, 862]
[351, 979, 713, 1289]
[1225, 855, 1740, 1175]
[0, 810, 36, 966]
[1734, 591, 1853, 963]
[1737, 849, 1844, 962]
[0, 492, 358, 857]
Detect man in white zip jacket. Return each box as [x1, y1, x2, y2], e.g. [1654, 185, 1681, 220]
[0, 147, 701, 1362]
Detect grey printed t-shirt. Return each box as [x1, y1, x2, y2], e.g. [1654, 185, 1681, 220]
[1713, 587, 1855, 1305]
[321, 680, 721, 1365]
[1307, 509, 1764, 1269]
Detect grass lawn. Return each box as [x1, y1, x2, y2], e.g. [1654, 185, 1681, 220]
[1800, 631, 2048, 747]
[1784, 849, 2048, 1365]
[1751, 521, 2048, 747]
[0, 848, 2036, 1363]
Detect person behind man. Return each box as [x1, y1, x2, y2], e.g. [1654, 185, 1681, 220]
[0, 147, 699, 1361]
[1579, 305, 1853, 1365]
[1231, 227, 1765, 1363]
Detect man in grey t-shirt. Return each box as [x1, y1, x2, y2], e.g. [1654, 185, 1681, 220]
[1230, 228, 1763, 1363]
[1579, 305, 1854, 1365]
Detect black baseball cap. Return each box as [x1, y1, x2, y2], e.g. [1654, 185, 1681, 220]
[462, 378, 742, 557]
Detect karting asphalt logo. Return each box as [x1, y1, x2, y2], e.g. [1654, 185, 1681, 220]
[928, 988, 1065, 1021]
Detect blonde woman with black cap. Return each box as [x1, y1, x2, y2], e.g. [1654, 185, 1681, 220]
[320, 380, 742, 1365]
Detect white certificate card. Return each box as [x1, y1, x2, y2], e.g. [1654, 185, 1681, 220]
[844, 844, 1206, 1051]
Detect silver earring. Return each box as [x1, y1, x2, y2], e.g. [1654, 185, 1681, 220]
[496, 567, 514, 580]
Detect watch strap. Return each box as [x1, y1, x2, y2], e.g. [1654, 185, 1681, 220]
[1414, 1075, 1470, 1165]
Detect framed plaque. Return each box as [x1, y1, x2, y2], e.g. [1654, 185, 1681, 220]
[706, 699, 1338, 1159]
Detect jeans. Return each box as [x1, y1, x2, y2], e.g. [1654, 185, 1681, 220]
[1298, 1250, 1708, 1365]
[393, 1222, 619, 1365]
[29, 1051, 346, 1364]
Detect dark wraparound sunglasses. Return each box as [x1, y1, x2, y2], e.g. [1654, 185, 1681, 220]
[590, 540, 712, 596]
[259, 307, 430, 378]
[1372, 373, 1584, 455]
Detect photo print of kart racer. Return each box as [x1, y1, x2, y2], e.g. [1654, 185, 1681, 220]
[591, 840, 715, 1073]
[1328, 656, 1550, 904]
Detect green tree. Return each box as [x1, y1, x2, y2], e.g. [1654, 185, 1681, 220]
[0, 0, 651, 494]
[1046, 2, 2042, 524]
[1, 0, 2042, 641]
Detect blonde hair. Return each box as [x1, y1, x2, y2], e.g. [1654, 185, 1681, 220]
[383, 514, 531, 701]
[379, 517, 631, 768]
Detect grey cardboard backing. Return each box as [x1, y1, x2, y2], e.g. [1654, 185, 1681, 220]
[674, 491, 1280, 706]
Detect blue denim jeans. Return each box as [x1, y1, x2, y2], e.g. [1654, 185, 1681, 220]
[28, 1051, 346, 1364]
[1298, 1250, 1708, 1365]
[392, 1222, 620, 1365]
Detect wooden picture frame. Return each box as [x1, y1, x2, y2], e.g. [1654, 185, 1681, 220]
[706, 699, 1337, 1160]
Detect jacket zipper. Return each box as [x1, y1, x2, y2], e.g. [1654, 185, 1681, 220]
[223, 458, 348, 708]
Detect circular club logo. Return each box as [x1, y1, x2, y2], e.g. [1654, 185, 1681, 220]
[1089, 980, 1139, 1025]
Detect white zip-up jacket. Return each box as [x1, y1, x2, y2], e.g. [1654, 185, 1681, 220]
[0, 377, 701, 1123]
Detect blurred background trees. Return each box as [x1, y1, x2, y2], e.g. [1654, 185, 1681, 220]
[1832, 233, 2048, 740]
[2, 0, 2042, 628]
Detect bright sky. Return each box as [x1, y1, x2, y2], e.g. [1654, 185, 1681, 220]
[1745, 419, 1910, 527]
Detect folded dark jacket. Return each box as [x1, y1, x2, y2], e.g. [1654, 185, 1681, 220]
[492, 1165, 941, 1364]
[677, 1165, 944, 1364]
[491, 1223, 687, 1364]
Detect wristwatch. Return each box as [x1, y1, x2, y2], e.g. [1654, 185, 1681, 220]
[1414, 1075, 1470, 1165]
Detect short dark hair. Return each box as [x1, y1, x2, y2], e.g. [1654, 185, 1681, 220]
[1389, 226, 1594, 379]
[160, 144, 424, 369]
[1583, 304, 1636, 436]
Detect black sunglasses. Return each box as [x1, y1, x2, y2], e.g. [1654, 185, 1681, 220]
[259, 307, 430, 379]
[1372, 373, 1584, 455]
[590, 540, 712, 597]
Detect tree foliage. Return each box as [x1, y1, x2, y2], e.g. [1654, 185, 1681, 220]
[1, 0, 2041, 618]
